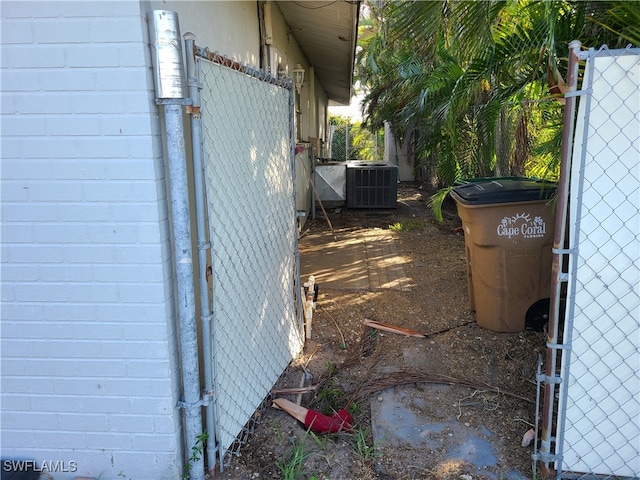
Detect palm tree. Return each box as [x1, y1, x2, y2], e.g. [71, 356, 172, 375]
[356, 0, 639, 220]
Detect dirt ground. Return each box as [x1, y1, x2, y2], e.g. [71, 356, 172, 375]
[213, 183, 547, 480]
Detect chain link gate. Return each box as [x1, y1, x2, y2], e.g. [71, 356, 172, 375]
[187, 45, 305, 470]
[329, 123, 383, 162]
[535, 43, 640, 479]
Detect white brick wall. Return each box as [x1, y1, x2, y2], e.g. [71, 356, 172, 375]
[1, 2, 183, 478]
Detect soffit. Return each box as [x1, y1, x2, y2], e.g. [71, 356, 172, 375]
[276, 0, 359, 105]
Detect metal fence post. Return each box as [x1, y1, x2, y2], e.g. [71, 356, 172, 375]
[345, 124, 349, 161]
[537, 40, 582, 478]
[537, 42, 640, 479]
[184, 32, 218, 474]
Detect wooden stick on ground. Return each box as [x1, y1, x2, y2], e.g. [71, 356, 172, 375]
[302, 161, 337, 241]
[364, 318, 475, 339]
[364, 319, 426, 337]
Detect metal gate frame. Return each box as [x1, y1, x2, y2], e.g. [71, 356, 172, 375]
[184, 36, 305, 473]
[535, 42, 640, 479]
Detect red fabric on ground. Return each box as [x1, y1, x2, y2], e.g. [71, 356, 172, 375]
[304, 409, 352, 433]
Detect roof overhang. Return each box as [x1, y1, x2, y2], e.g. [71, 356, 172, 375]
[276, 0, 360, 106]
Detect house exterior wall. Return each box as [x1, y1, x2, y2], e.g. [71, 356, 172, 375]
[150, 0, 328, 146]
[1, 0, 335, 477]
[142, 0, 260, 66]
[0, 1, 183, 478]
[143, 0, 322, 228]
[267, 1, 320, 227]
[269, 1, 324, 144]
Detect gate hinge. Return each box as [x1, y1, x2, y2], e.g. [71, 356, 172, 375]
[565, 88, 592, 98]
[532, 450, 561, 464]
[552, 247, 577, 255]
[197, 241, 212, 250]
[536, 373, 562, 384]
[546, 341, 571, 351]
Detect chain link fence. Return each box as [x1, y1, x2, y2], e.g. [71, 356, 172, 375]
[196, 52, 304, 468]
[536, 44, 639, 479]
[329, 123, 383, 162]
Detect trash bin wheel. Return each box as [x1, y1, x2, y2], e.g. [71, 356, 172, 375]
[525, 298, 550, 332]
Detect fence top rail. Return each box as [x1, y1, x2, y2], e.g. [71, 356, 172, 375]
[194, 45, 293, 90]
[578, 44, 640, 60]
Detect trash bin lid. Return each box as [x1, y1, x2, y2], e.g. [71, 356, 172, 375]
[451, 178, 557, 205]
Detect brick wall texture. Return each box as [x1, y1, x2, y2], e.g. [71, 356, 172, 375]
[1, 2, 183, 478]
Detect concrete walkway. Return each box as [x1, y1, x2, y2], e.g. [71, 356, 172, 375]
[298, 229, 413, 291]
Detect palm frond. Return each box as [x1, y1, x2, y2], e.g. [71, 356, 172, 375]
[427, 186, 454, 223]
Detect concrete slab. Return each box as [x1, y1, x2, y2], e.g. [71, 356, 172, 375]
[298, 229, 413, 291]
[370, 384, 527, 480]
[364, 346, 528, 479]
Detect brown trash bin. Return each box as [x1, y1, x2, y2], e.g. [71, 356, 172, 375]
[451, 179, 557, 332]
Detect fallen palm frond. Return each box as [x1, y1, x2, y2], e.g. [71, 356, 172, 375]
[271, 386, 317, 396]
[323, 310, 347, 349]
[305, 327, 380, 411]
[341, 327, 378, 368]
[294, 319, 534, 417]
[352, 369, 534, 405]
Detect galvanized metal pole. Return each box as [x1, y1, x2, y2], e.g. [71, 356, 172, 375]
[164, 103, 205, 480]
[149, 11, 204, 480]
[183, 32, 218, 474]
